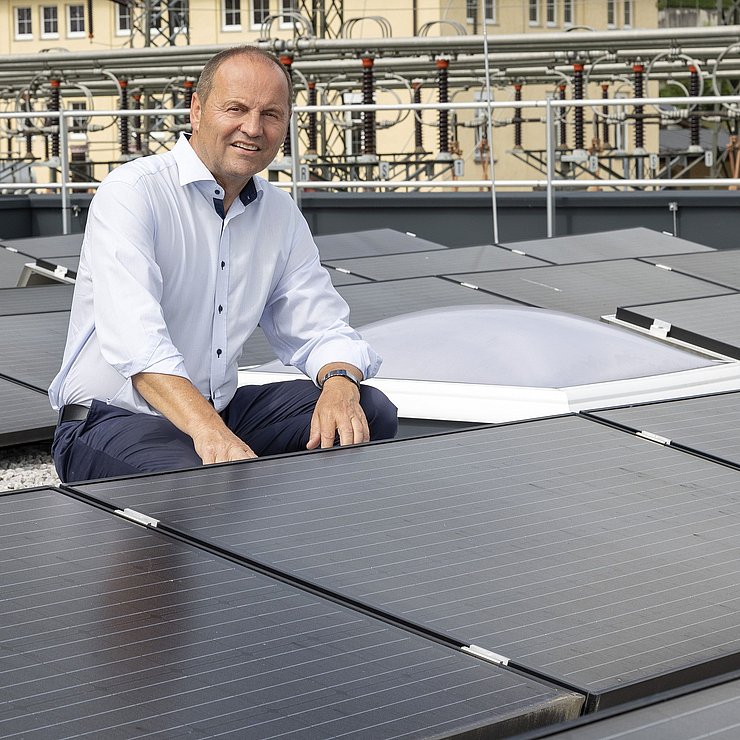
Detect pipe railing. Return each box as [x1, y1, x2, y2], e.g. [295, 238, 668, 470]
[1, 93, 740, 238]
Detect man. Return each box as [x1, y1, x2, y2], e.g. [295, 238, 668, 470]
[49, 45, 397, 483]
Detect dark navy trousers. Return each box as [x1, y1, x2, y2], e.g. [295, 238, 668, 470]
[52, 380, 398, 483]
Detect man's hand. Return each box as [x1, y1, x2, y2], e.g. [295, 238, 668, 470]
[307, 365, 369, 450]
[133, 372, 257, 464]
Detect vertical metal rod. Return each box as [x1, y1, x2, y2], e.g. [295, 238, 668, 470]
[481, 0, 499, 244]
[290, 107, 300, 207]
[59, 111, 70, 235]
[546, 99, 555, 238]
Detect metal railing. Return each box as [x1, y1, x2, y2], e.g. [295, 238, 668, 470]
[2, 93, 740, 238]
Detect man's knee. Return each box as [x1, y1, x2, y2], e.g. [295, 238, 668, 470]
[360, 385, 398, 441]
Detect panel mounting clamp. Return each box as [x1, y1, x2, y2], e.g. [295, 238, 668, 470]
[462, 644, 509, 666]
[637, 430, 671, 446]
[649, 318, 671, 338]
[115, 508, 160, 527]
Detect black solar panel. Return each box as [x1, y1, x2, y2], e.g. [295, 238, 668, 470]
[315, 228, 448, 260]
[501, 228, 712, 265]
[336, 276, 519, 327]
[0, 285, 73, 316]
[324, 245, 549, 281]
[36, 255, 79, 280]
[0, 233, 83, 259]
[0, 248, 33, 288]
[616, 293, 740, 360]
[0, 378, 56, 446]
[70, 415, 740, 711]
[584, 391, 740, 468]
[0, 311, 69, 391]
[0, 487, 583, 738]
[449, 260, 731, 320]
[533, 676, 740, 739]
[641, 249, 740, 291]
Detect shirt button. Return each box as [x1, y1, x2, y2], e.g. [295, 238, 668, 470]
[221, 261, 225, 269]
[216, 349, 222, 357]
[215, 189, 220, 195]
[218, 305, 223, 314]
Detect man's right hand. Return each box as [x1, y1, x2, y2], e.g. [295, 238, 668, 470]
[132, 372, 257, 465]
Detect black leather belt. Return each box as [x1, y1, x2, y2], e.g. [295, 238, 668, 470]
[58, 403, 90, 424]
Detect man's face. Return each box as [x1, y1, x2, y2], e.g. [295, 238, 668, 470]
[190, 55, 290, 196]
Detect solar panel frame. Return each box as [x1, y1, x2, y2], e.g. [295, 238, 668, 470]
[0, 233, 83, 259]
[448, 260, 732, 320]
[0, 285, 73, 316]
[640, 249, 740, 291]
[315, 228, 448, 260]
[500, 228, 713, 265]
[324, 245, 550, 281]
[0, 377, 57, 446]
[0, 486, 584, 738]
[69, 415, 740, 711]
[616, 293, 740, 360]
[0, 248, 34, 288]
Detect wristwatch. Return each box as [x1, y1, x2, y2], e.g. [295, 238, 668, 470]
[319, 368, 362, 391]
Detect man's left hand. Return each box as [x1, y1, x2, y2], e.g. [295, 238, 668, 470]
[307, 374, 369, 449]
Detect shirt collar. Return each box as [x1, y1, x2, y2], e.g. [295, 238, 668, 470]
[174, 133, 263, 207]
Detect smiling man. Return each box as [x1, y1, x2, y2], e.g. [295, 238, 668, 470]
[48, 46, 397, 483]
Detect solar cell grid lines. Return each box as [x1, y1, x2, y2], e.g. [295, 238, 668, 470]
[640, 249, 740, 291]
[314, 228, 448, 260]
[324, 245, 550, 281]
[501, 227, 715, 265]
[0, 487, 583, 738]
[71, 414, 740, 710]
[448, 259, 732, 320]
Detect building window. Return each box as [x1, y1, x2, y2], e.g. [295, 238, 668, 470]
[69, 101, 87, 133]
[15, 7, 33, 39]
[563, 0, 573, 25]
[623, 0, 633, 27]
[281, 0, 297, 27]
[67, 4, 85, 36]
[546, 0, 556, 25]
[484, 0, 496, 23]
[607, 0, 616, 28]
[170, 0, 188, 30]
[41, 6, 59, 37]
[224, 0, 241, 28]
[116, 1, 131, 34]
[251, 0, 269, 28]
[529, 0, 540, 26]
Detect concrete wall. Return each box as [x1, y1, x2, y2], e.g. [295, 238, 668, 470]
[2, 191, 739, 250]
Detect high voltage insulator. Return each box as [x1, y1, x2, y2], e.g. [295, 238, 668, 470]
[182, 78, 193, 109]
[633, 63, 645, 151]
[413, 79, 424, 153]
[689, 64, 701, 150]
[307, 80, 318, 154]
[120, 79, 129, 156]
[573, 63, 584, 151]
[132, 90, 142, 153]
[601, 83, 610, 148]
[514, 83, 523, 149]
[361, 55, 376, 156]
[436, 57, 450, 155]
[49, 78, 60, 159]
[558, 83, 567, 149]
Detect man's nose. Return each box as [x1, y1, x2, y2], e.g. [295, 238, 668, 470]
[239, 111, 262, 136]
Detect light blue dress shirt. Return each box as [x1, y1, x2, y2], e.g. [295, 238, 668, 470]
[49, 134, 381, 415]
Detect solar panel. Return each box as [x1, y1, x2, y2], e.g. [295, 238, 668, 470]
[0, 285, 73, 316]
[448, 260, 731, 320]
[0, 248, 34, 288]
[315, 228, 448, 260]
[324, 245, 549, 281]
[0, 487, 583, 738]
[36, 255, 79, 280]
[70, 415, 740, 711]
[532, 675, 740, 739]
[501, 228, 713, 265]
[0, 311, 69, 391]
[584, 391, 740, 468]
[336, 276, 519, 327]
[616, 293, 740, 360]
[641, 249, 740, 291]
[0, 377, 57, 446]
[0, 233, 83, 259]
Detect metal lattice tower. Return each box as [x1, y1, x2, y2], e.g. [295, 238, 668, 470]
[296, 0, 344, 38]
[125, 0, 190, 47]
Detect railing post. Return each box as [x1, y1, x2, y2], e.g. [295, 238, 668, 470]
[59, 110, 71, 235]
[546, 97, 555, 238]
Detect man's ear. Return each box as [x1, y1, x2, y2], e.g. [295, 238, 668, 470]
[190, 92, 201, 133]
